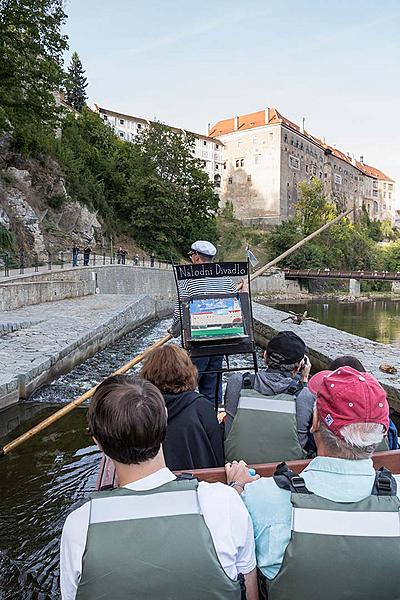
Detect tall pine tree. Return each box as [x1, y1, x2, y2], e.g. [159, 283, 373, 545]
[65, 51, 87, 112]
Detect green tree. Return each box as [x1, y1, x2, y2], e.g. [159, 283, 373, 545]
[57, 112, 219, 257]
[295, 178, 338, 235]
[135, 122, 219, 253]
[65, 51, 87, 112]
[0, 0, 68, 148]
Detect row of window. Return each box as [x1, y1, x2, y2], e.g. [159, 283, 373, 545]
[226, 175, 252, 185]
[284, 134, 322, 159]
[201, 140, 220, 149]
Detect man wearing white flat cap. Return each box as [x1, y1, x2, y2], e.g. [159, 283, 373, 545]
[170, 240, 237, 404]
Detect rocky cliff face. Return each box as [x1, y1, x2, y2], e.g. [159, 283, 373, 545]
[0, 133, 101, 260]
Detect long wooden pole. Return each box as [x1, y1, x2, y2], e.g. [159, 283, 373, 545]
[1, 208, 352, 456]
[0, 333, 172, 456]
[250, 208, 353, 281]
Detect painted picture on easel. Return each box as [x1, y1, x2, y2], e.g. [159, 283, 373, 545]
[189, 297, 245, 339]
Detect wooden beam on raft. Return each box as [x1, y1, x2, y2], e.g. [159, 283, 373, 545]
[250, 208, 353, 281]
[0, 333, 172, 457]
[96, 449, 400, 490]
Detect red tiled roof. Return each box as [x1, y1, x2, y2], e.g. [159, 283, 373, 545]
[209, 108, 393, 182]
[357, 163, 394, 182]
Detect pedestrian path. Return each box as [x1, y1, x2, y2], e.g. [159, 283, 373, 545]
[1, 258, 172, 282]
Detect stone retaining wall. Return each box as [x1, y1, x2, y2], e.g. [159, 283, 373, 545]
[252, 303, 400, 412]
[0, 279, 89, 311]
[0, 265, 176, 311]
[0, 294, 171, 412]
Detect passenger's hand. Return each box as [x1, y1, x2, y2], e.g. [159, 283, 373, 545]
[237, 278, 249, 293]
[300, 355, 311, 383]
[225, 460, 260, 490]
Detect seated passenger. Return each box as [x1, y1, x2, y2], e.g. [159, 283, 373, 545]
[224, 331, 312, 463]
[139, 344, 224, 470]
[60, 375, 258, 600]
[297, 354, 399, 451]
[226, 366, 400, 600]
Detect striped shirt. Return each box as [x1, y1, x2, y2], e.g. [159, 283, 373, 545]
[172, 276, 237, 333]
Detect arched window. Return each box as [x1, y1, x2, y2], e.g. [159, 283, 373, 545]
[214, 174, 221, 188]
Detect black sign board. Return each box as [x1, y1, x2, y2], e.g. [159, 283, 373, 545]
[174, 261, 248, 281]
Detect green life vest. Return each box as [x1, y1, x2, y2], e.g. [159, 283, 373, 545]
[225, 383, 305, 464]
[265, 464, 400, 600]
[75, 477, 242, 600]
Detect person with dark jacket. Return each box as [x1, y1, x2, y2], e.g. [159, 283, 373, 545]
[224, 331, 311, 446]
[140, 344, 224, 470]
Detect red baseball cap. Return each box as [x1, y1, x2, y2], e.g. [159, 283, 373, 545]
[308, 366, 389, 438]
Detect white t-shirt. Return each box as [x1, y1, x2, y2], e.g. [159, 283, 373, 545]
[60, 467, 256, 600]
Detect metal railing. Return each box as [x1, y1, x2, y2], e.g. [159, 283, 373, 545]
[1, 250, 173, 278]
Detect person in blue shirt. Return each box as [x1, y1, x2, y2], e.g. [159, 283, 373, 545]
[226, 366, 400, 599]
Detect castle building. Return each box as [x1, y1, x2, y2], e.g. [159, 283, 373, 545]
[93, 105, 224, 188]
[209, 108, 395, 225]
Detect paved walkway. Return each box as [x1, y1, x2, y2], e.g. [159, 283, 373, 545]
[0, 294, 156, 409]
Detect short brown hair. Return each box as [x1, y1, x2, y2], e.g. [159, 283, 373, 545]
[88, 375, 167, 465]
[139, 345, 198, 394]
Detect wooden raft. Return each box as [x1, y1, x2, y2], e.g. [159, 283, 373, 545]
[95, 450, 400, 491]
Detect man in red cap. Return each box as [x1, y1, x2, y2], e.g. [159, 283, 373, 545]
[226, 366, 400, 600]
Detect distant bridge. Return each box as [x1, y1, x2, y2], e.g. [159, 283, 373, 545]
[283, 269, 400, 282]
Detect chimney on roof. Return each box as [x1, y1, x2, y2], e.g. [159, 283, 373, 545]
[234, 116, 239, 131]
[360, 155, 364, 164]
[265, 108, 270, 125]
[207, 123, 211, 135]
[351, 154, 356, 167]
[299, 117, 305, 134]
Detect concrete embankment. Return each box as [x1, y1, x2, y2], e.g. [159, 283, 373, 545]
[0, 294, 171, 411]
[0, 264, 177, 311]
[253, 303, 400, 412]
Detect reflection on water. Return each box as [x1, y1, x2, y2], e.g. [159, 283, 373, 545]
[270, 299, 400, 347]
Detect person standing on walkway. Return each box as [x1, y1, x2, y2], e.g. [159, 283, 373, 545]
[150, 252, 155, 267]
[170, 240, 237, 404]
[83, 245, 91, 266]
[72, 244, 79, 267]
[117, 246, 123, 264]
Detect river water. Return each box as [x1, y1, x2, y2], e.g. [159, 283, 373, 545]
[270, 298, 400, 347]
[1, 299, 399, 599]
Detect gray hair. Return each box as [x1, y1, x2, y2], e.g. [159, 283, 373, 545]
[319, 421, 385, 460]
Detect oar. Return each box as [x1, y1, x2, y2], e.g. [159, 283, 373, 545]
[1, 208, 352, 456]
[0, 333, 172, 457]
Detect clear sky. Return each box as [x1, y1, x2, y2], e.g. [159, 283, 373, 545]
[64, 0, 400, 203]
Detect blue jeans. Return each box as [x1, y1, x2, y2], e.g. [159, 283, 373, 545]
[191, 355, 223, 405]
[72, 253, 78, 267]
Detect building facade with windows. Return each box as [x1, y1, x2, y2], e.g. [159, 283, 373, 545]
[209, 108, 395, 224]
[93, 105, 224, 189]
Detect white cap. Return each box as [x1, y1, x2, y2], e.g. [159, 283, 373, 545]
[191, 240, 217, 257]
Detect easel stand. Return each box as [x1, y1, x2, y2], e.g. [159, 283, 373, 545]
[173, 261, 259, 414]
